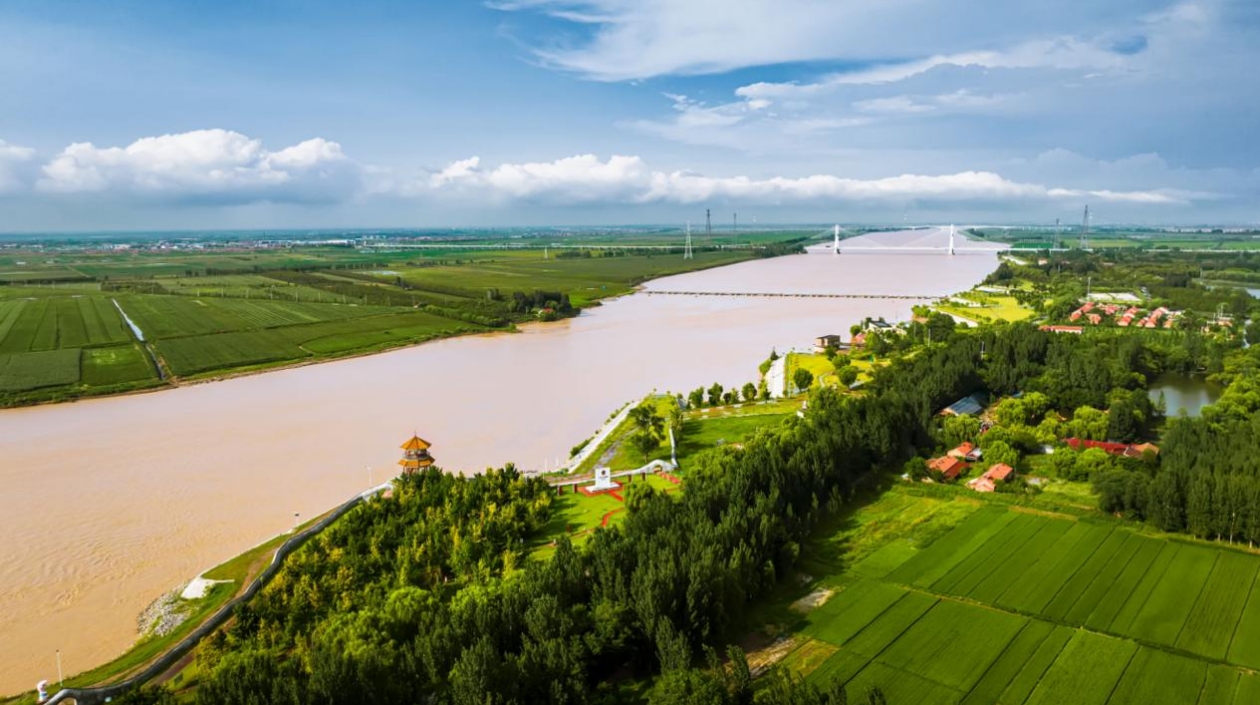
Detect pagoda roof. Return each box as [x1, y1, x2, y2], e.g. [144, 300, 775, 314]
[399, 457, 435, 468]
[400, 435, 432, 451]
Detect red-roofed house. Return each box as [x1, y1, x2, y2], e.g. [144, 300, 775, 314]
[966, 463, 1015, 493]
[947, 442, 982, 462]
[1066, 438, 1159, 458]
[927, 456, 965, 481]
[1040, 325, 1084, 334]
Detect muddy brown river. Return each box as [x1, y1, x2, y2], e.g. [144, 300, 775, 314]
[0, 229, 1000, 694]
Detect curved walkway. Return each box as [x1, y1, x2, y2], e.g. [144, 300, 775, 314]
[561, 401, 635, 473]
[40, 482, 392, 705]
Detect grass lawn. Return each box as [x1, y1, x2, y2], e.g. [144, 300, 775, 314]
[786, 352, 836, 389]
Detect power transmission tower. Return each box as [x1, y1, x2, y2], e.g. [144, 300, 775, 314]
[1080, 205, 1091, 250]
[1054, 218, 1061, 250]
[705, 209, 711, 235]
[733, 212, 737, 232]
[684, 222, 693, 260]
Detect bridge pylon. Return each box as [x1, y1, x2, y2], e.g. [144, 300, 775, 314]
[948, 224, 956, 256]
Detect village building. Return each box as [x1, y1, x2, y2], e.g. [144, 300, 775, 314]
[947, 441, 982, 462]
[940, 393, 987, 417]
[927, 455, 965, 481]
[967, 463, 1015, 493]
[1040, 325, 1083, 334]
[398, 435, 435, 474]
[813, 334, 842, 353]
[1065, 438, 1160, 459]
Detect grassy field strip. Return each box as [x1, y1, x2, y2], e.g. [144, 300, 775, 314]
[1108, 647, 1208, 705]
[1224, 565, 1260, 668]
[1039, 530, 1134, 620]
[994, 522, 1110, 613]
[1199, 665, 1241, 705]
[1129, 548, 1219, 645]
[1106, 543, 1183, 636]
[1075, 536, 1164, 630]
[1025, 631, 1140, 705]
[929, 513, 1044, 595]
[884, 507, 1014, 587]
[966, 518, 1074, 605]
[1175, 551, 1259, 659]
[874, 600, 1025, 691]
[800, 579, 908, 646]
[957, 619, 1057, 705]
[0, 349, 80, 392]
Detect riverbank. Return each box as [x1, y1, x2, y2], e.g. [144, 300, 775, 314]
[0, 230, 1000, 695]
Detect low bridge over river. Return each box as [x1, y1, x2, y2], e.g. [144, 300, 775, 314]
[643, 290, 938, 300]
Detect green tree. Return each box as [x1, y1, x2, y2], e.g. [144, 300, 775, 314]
[707, 383, 724, 406]
[630, 430, 660, 462]
[742, 382, 757, 402]
[688, 387, 705, 409]
[837, 366, 859, 386]
[940, 414, 980, 448]
[793, 368, 815, 392]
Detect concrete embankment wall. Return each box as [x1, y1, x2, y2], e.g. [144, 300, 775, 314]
[43, 485, 382, 705]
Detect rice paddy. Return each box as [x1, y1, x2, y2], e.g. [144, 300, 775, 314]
[773, 486, 1260, 704]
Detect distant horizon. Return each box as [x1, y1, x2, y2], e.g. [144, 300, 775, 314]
[1, 1, 1256, 230]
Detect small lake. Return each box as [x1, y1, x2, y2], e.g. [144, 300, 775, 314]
[1149, 373, 1223, 417]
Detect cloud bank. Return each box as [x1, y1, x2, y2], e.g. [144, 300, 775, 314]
[36, 129, 359, 204]
[0, 131, 1225, 215]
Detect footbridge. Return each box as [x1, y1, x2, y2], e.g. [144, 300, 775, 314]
[643, 290, 938, 300]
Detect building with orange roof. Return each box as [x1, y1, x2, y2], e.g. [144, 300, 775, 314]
[927, 455, 965, 481]
[398, 435, 435, 474]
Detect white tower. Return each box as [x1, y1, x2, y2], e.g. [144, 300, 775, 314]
[948, 224, 956, 256]
[684, 221, 693, 260]
[833, 224, 840, 254]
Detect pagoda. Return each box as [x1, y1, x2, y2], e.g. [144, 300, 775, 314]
[398, 435, 435, 474]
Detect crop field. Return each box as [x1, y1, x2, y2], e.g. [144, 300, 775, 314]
[154, 310, 479, 375]
[0, 349, 80, 392]
[0, 296, 131, 353]
[772, 487, 1260, 704]
[391, 250, 752, 305]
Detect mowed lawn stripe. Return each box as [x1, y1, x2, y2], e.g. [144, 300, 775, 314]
[1025, 631, 1138, 705]
[1127, 545, 1218, 646]
[1107, 646, 1207, 705]
[1177, 550, 1260, 660]
[997, 522, 1112, 614]
[932, 514, 1043, 596]
[967, 517, 1074, 605]
[1043, 531, 1134, 619]
[885, 507, 1013, 587]
[873, 599, 1026, 691]
[959, 619, 1057, 705]
[1078, 536, 1164, 629]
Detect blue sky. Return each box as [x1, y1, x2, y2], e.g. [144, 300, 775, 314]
[0, 0, 1257, 230]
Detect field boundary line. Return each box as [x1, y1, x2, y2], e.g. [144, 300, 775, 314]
[840, 597, 942, 692]
[1109, 543, 1181, 635]
[1224, 554, 1260, 662]
[956, 616, 1036, 703]
[1170, 551, 1222, 648]
[932, 514, 1045, 595]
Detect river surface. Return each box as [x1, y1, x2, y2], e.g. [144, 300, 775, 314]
[0, 228, 1000, 694]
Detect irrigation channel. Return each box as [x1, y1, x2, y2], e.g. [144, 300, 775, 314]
[0, 228, 1002, 696]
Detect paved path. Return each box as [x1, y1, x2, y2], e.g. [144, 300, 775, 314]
[561, 401, 634, 473]
[766, 355, 787, 399]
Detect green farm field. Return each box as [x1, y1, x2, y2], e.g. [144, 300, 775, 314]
[770, 486, 1260, 705]
[0, 241, 781, 406]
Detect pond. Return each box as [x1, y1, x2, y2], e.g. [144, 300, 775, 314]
[1148, 373, 1223, 417]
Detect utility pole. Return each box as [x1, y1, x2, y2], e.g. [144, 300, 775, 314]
[705, 209, 712, 236]
[684, 222, 693, 260]
[733, 212, 737, 232]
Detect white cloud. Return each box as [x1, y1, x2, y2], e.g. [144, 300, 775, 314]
[0, 139, 37, 193]
[853, 97, 936, 115]
[494, 0, 1156, 82]
[425, 153, 1193, 206]
[37, 129, 359, 203]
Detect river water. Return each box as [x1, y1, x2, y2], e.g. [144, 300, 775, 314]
[0, 229, 999, 694]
